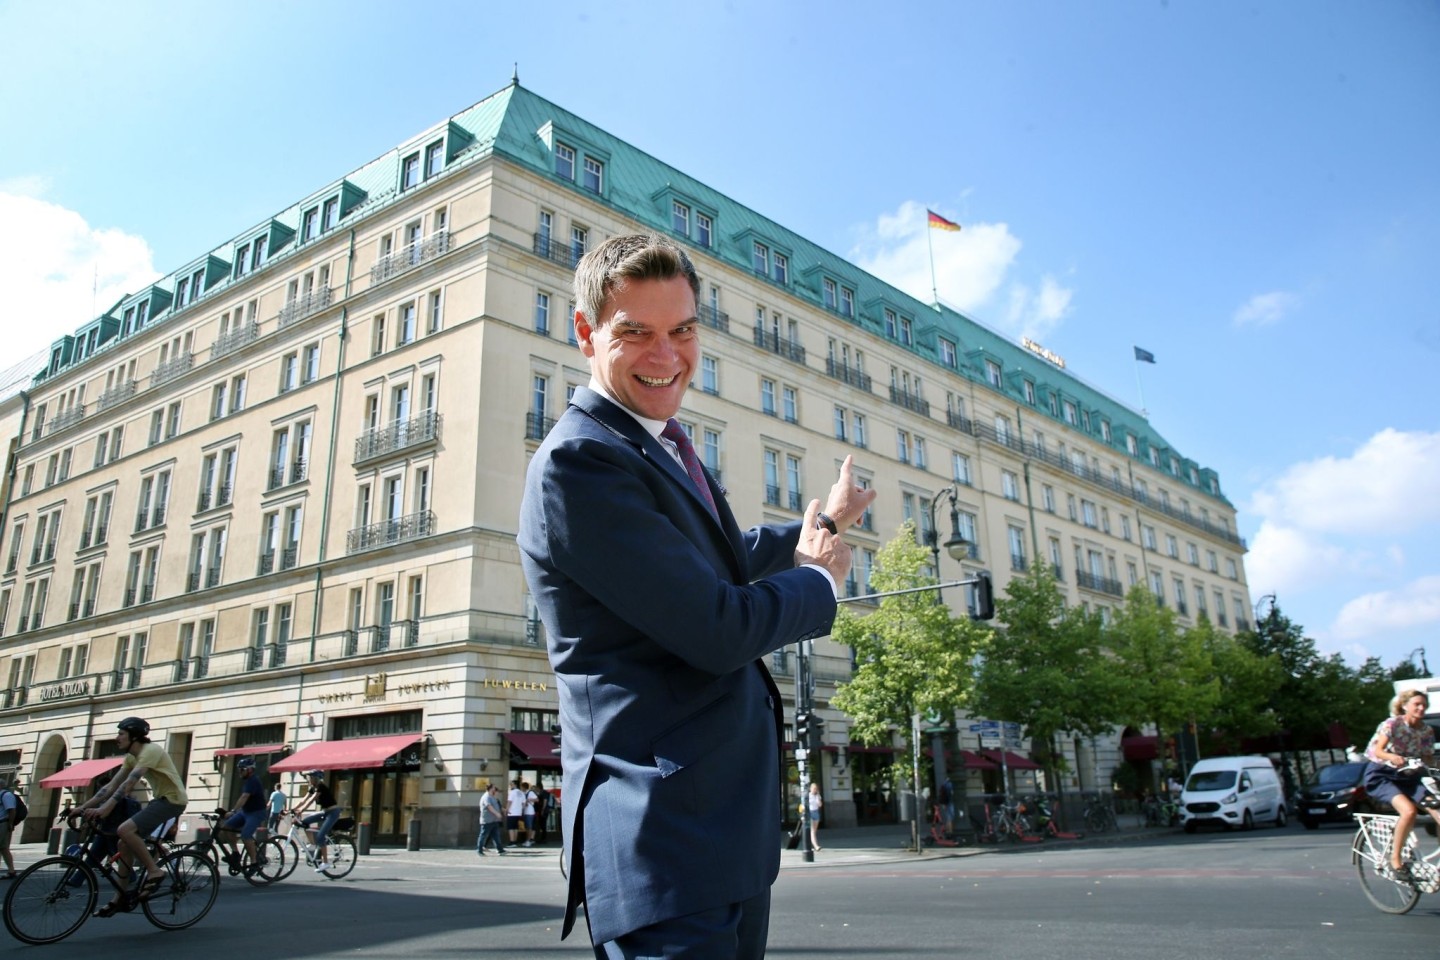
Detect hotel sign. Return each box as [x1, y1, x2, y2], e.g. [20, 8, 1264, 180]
[40, 680, 91, 701]
[1021, 336, 1066, 369]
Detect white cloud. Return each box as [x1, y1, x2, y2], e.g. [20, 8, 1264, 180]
[1247, 428, 1440, 536]
[1330, 574, 1440, 642]
[1243, 520, 1349, 596]
[0, 191, 160, 361]
[850, 200, 1072, 339]
[1233, 290, 1299, 327]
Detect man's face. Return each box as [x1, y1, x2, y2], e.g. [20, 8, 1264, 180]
[116, 731, 133, 752]
[577, 276, 699, 422]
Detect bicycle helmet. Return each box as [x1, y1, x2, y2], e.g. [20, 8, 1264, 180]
[236, 757, 256, 770]
[116, 716, 151, 740]
[305, 769, 325, 779]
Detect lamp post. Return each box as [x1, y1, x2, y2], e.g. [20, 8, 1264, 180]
[1408, 647, 1431, 677]
[926, 485, 972, 577]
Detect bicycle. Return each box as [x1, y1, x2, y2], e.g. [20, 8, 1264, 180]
[1082, 792, 1119, 834]
[990, 797, 1038, 843]
[1350, 762, 1440, 915]
[168, 811, 287, 886]
[2, 808, 219, 945]
[272, 811, 358, 880]
[1142, 793, 1180, 828]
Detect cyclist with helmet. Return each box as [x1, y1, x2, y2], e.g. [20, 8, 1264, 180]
[217, 758, 268, 876]
[289, 770, 341, 872]
[76, 717, 187, 914]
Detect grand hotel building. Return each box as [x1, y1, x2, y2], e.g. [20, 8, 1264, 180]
[0, 81, 1250, 845]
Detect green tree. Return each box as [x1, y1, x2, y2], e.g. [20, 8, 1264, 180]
[1188, 615, 1282, 756]
[830, 523, 990, 766]
[1106, 586, 1220, 792]
[969, 563, 1124, 788]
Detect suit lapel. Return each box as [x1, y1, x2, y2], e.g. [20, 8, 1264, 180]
[569, 389, 746, 571]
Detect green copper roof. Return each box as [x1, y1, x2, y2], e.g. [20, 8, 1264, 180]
[35, 80, 1229, 507]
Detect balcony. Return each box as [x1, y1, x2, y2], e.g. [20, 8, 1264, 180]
[787, 490, 803, 512]
[150, 351, 194, 389]
[825, 358, 872, 392]
[47, 405, 87, 435]
[697, 303, 730, 334]
[888, 386, 931, 417]
[97, 380, 138, 411]
[1076, 570, 1125, 598]
[371, 230, 450, 284]
[765, 485, 781, 507]
[346, 509, 436, 554]
[524, 411, 556, 442]
[196, 484, 233, 513]
[1010, 555, 1028, 573]
[752, 325, 806, 365]
[210, 321, 260, 360]
[277, 287, 333, 328]
[354, 410, 441, 463]
[268, 459, 308, 490]
[532, 233, 581, 270]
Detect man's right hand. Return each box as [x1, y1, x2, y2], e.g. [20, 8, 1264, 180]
[795, 499, 852, 584]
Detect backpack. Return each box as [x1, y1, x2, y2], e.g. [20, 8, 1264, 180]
[3, 790, 24, 825]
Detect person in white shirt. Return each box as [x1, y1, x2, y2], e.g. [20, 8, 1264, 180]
[507, 779, 526, 846]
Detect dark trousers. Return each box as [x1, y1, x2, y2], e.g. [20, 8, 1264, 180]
[477, 821, 506, 853]
[593, 888, 770, 960]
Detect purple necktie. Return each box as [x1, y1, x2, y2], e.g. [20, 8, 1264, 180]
[661, 418, 718, 518]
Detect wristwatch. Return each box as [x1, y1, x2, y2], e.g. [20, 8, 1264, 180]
[816, 512, 838, 535]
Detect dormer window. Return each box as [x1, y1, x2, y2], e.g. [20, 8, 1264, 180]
[556, 142, 576, 181]
[425, 139, 444, 178]
[753, 241, 769, 275]
[302, 208, 319, 242]
[939, 337, 957, 368]
[322, 198, 340, 231]
[672, 200, 690, 236]
[839, 286, 854, 318]
[898, 316, 911, 346]
[696, 212, 712, 247]
[582, 156, 604, 193]
[823, 278, 837, 310]
[884, 308, 897, 338]
[402, 153, 421, 191]
[985, 360, 1002, 388]
[1023, 380, 1036, 405]
[772, 251, 788, 284]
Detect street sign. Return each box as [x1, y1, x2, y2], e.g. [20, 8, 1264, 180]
[979, 732, 1001, 746]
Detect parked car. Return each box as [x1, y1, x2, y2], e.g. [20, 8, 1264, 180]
[1297, 761, 1374, 829]
[1180, 756, 1286, 832]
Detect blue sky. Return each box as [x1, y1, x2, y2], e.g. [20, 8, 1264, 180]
[2, 0, 1436, 672]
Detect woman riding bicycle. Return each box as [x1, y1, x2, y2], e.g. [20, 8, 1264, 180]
[1363, 689, 1436, 880]
[290, 769, 342, 872]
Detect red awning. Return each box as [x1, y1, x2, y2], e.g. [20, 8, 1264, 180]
[270, 733, 424, 773]
[39, 756, 125, 788]
[981, 749, 1041, 771]
[1121, 735, 1158, 761]
[214, 743, 288, 757]
[845, 745, 896, 754]
[959, 750, 999, 770]
[503, 732, 561, 769]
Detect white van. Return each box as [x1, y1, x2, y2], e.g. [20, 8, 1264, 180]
[1180, 756, 1286, 832]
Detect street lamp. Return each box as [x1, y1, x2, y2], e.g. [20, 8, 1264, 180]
[927, 485, 971, 568]
[1409, 647, 1431, 677]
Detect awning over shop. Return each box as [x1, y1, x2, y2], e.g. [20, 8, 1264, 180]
[1121, 735, 1158, 761]
[270, 733, 424, 773]
[981, 749, 1041, 771]
[503, 731, 561, 769]
[958, 750, 999, 770]
[214, 743, 288, 757]
[39, 756, 124, 788]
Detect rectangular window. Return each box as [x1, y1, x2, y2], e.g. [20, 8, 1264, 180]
[782, 386, 797, 423]
[401, 153, 420, 190]
[1121, 515, 1132, 541]
[952, 452, 972, 485]
[1143, 525, 1157, 550]
[833, 405, 847, 441]
[695, 212, 712, 247]
[985, 359, 1002, 387]
[913, 436, 927, 469]
[583, 156, 603, 193]
[701, 356, 718, 394]
[760, 378, 776, 416]
[839, 286, 854, 318]
[896, 429, 910, 463]
[752, 241, 769, 274]
[763, 449, 780, 506]
[398, 301, 417, 345]
[534, 291, 550, 335]
[1002, 470, 1019, 500]
[939, 338, 957, 368]
[555, 143, 575, 180]
[772, 252, 788, 284]
[1041, 484, 1054, 513]
[883, 308, 897, 339]
[671, 200, 690, 235]
[1225, 557, 1238, 580]
[425, 139, 444, 178]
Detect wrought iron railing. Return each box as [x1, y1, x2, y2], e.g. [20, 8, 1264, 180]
[354, 410, 441, 462]
[532, 233, 581, 269]
[697, 303, 730, 334]
[97, 380, 138, 411]
[371, 230, 450, 284]
[210, 322, 260, 359]
[825, 359, 872, 392]
[345, 510, 437, 554]
[277, 287, 333, 327]
[1076, 570, 1125, 597]
[752, 326, 806, 364]
[47, 405, 87, 435]
[150, 352, 194, 388]
[525, 412, 556, 441]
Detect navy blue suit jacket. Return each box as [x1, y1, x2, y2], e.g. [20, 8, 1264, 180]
[518, 388, 837, 943]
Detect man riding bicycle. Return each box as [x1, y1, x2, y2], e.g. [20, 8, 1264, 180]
[289, 769, 341, 872]
[216, 758, 267, 876]
[75, 717, 188, 915]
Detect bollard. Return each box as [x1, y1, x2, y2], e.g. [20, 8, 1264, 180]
[357, 821, 372, 856]
[47, 825, 62, 856]
[62, 825, 81, 852]
[406, 815, 421, 852]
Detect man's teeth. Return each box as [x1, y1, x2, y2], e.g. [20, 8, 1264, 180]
[637, 375, 675, 386]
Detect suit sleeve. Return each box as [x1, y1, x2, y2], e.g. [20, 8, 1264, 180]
[525, 435, 835, 676]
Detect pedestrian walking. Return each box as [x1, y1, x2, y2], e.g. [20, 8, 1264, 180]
[477, 784, 507, 856]
[1, 773, 21, 878]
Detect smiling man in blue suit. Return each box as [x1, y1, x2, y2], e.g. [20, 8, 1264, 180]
[519, 234, 875, 958]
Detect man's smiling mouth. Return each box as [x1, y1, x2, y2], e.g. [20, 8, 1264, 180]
[637, 374, 676, 386]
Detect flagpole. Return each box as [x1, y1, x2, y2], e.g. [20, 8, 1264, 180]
[927, 219, 940, 310]
[1134, 358, 1148, 418]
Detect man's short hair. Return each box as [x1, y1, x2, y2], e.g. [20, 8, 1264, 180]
[573, 234, 700, 327]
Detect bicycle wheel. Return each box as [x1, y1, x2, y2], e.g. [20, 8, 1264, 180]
[1352, 826, 1421, 915]
[1085, 809, 1109, 834]
[274, 833, 302, 880]
[243, 837, 287, 886]
[319, 835, 358, 879]
[143, 850, 220, 930]
[3, 856, 98, 945]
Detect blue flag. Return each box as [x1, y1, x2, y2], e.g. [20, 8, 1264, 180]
[1134, 346, 1156, 364]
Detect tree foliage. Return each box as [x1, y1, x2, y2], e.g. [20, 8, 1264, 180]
[830, 523, 990, 753]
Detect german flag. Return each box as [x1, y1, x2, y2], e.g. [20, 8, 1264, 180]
[927, 209, 961, 232]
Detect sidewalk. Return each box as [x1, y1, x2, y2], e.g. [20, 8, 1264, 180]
[2, 819, 1170, 875]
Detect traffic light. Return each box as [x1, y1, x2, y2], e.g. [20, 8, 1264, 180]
[795, 712, 810, 744]
[972, 571, 995, 621]
[809, 713, 826, 749]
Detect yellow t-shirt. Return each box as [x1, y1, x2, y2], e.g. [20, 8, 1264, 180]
[123, 742, 188, 806]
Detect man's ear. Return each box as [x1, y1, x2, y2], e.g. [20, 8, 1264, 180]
[575, 311, 596, 356]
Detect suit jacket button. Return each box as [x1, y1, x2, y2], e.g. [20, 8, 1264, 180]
[766, 696, 775, 709]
